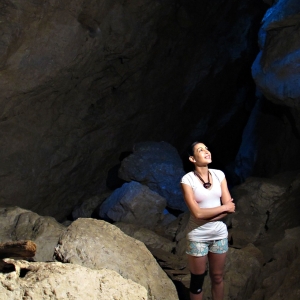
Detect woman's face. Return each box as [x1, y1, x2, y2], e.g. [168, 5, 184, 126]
[189, 143, 212, 166]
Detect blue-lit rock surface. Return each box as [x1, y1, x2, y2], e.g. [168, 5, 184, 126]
[98, 181, 167, 228]
[118, 141, 187, 211]
[252, 0, 300, 108]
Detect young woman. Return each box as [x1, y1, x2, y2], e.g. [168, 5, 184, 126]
[181, 142, 235, 300]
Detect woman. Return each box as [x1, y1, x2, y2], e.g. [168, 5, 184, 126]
[181, 142, 235, 300]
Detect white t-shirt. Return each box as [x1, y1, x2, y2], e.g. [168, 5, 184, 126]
[181, 169, 228, 241]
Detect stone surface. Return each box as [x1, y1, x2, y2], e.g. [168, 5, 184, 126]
[0, 259, 148, 300]
[252, 0, 300, 109]
[54, 218, 178, 300]
[250, 1, 300, 179]
[115, 222, 175, 253]
[118, 141, 186, 211]
[229, 174, 291, 248]
[268, 172, 300, 230]
[222, 245, 263, 300]
[72, 192, 111, 220]
[0, 207, 65, 262]
[250, 227, 300, 300]
[98, 181, 167, 229]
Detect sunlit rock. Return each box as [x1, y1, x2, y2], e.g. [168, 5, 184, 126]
[54, 218, 178, 300]
[0, 259, 148, 300]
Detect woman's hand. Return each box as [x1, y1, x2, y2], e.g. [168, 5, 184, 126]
[223, 198, 235, 213]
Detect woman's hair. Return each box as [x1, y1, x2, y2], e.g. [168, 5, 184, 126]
[187, 141, 202, 157]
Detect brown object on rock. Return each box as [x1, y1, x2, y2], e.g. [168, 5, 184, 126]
[0, 240, 36, 259]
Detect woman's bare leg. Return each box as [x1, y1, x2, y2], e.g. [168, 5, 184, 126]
[207, 252, 227, 300]
[188, 255, 207, 300]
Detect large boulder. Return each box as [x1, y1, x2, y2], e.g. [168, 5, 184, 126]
[0, 259, 148, 300]
[252, 0, 300, 109]
[54, 218, 178, 300]
[118, 141, 186, 211]
[72, 192, 111, 220]
[115, 222, 175, 253]
[98, 181, 167, 229]
[0, 207, 65, 262]
[245, 0, 300, 179]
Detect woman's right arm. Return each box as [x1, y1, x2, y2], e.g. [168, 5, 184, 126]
[181, 183, 235, 220]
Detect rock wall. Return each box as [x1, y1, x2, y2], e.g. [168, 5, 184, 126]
[0, 0, 267, 220]
[0, 0, 187, 220]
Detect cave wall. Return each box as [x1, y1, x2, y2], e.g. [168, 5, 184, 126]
[0, 0, 286, 221]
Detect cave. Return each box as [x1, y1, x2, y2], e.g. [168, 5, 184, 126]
[1, 0, 300, 299]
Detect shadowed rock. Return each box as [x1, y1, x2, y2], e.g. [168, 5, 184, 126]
[98, 181, 167, 229]
[0, 207, 66, 262]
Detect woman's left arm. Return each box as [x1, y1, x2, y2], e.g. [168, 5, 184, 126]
[220, 177, 234, 207]
[204, 177, 235, 221]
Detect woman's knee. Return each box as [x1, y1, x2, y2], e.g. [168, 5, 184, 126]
[210, 272, 223, 284]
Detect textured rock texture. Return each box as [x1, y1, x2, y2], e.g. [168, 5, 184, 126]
[250, 227, 300, 300]
[115, 222, 175, 253]
[0, 206, 65, 262]
[54, 218, 178, 300]
[0, 259, 148, 300]
[252, 0, 300, 109]
[248, 0, 300, 178]
[98, 181, 167, 228]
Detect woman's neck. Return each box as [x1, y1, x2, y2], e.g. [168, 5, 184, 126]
[194, 166, 209, 177]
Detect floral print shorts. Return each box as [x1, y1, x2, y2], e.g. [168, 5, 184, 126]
[186, 238, 228, 256]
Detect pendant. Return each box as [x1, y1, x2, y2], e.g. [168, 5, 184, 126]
[203, 182, 211, 189]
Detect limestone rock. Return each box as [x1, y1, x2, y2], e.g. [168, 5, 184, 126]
[115, 222, 175, 253]
[0, 207, 65, 262]
[0, 259, 148, 300]
[98, 181, 166, 229]
[54, 218, 178, 300]
[173, 212, 190, 257]
[118, 141, 186, 211]
[72, 192, 111, 220]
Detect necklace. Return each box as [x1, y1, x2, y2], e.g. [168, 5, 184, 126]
[194, 171, 211, 189]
